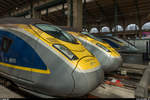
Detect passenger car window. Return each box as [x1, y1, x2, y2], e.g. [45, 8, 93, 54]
[1, 37, 12, 52]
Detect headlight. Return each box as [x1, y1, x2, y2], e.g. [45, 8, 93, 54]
[96, 43, 110, 52]
[53, 44, 78, 60]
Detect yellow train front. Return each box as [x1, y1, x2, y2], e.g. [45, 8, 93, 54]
[0, 18, 104, 97]
[60, 26, 123, 73]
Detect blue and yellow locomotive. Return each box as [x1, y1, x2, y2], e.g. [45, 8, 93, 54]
[60, 27, 123, 73]
[93, 35, 139, 53]
[0, 17, 104, 97]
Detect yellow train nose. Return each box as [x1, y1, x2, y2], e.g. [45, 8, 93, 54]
[76, 57, 101, 71]
[70, 56, 104, 96]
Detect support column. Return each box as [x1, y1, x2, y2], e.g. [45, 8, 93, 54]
[123, 20, 126, 39]
[46, 8, 49, 16]
[68, 0, 83, 31]
[114, 0, 118, 36]
[123, 24, 126, 39]
[67, 0, 73, 27]
[62, 0, 65, 16]
[135, 0, 142, 38]
[83, 0, 87, 28]
[8, 12, 11, 17]
[30, 0, 41, 19]
[73, 0, 83, 31]
[109, 25, 113, 33]
[32, 10, 41, 18]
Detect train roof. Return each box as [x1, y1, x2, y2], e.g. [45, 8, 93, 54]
[0, 17, 50, 24]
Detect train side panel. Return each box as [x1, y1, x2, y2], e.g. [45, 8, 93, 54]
[4, 28, 75, 97]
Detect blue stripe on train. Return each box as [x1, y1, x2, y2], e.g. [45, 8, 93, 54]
[0, 29, 47, 70]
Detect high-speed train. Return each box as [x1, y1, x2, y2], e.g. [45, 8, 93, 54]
[92, 35, 139, 53]
[60, 27, 123, 73]
[0, 17, 104, 97]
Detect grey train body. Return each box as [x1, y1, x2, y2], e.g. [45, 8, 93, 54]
[0, 28, 104, 97]
[75, 37, 122, 73]
[113, 37, 139, 53]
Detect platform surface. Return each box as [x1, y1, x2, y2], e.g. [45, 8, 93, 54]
[0, 83, 136, 98]
[90, 84, 135, 98]
[0, 85, 23, 98]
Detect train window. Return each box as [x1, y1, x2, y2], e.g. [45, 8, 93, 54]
[107, 37, 123, 44]
[102, 39, 120, 48]
[1, 37, 12, 52]
[87, 34, 106, 43]
[35, 24, 78, 44]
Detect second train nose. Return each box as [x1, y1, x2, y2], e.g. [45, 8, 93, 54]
[70, 57, 104, 97]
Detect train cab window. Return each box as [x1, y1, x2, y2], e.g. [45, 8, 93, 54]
[87, 34, 106, 43]
[108, 37, 123, 44]
[35, 24, 78, 44]
[102, 39, 120, 48]
[1, 37, 12, 52]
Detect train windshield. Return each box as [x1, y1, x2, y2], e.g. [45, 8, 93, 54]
[86, 34, 106, 43]
[122, 39, 136, 47]
[107, 37, 123, 44]
[35, 24, 77, 44]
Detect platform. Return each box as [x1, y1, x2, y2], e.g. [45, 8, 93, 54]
[0, 85, 23, 98]
[90, 84, 135, 98]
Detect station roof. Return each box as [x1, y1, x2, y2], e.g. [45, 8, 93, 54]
[0, 17, 49, 24]
[0, 0, 27, 15]
[0, 0, 150, 27]
[41, 0, 150, 27]
[84, 0, 150, 25]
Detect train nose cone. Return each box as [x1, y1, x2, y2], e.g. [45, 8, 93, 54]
[103, 56, 123, 72]
[70, 57, 104, 97]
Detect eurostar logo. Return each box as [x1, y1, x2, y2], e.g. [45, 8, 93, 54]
[90, 62, 96, 66]
[85, 58, 94, 62]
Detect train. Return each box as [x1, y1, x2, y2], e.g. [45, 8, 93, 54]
[60, 27, 123, 73]
[0, 17, 104, 97]
[92, 35, 139, 53]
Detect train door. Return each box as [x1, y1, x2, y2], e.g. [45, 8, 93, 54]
[0, 35, 33, 87]
[0, 36, 3, 62]
[0, 36, 13, 74]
